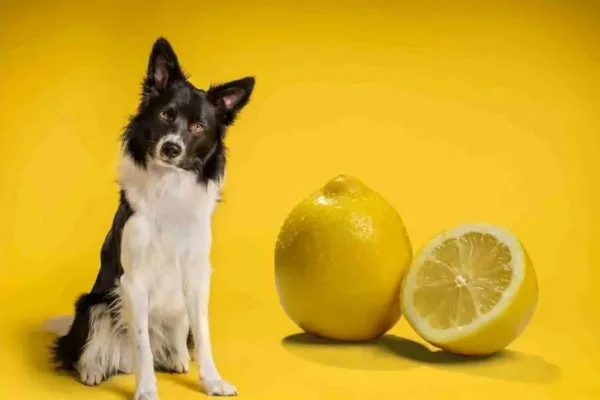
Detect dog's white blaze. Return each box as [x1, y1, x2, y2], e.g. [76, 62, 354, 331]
[154, 133, 186, 164]
[77, 154, 234, 397]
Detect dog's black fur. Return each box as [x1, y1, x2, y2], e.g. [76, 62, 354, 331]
[51, 37, 255, 378]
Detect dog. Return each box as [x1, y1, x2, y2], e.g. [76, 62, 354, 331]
[44, 37, 255, 399]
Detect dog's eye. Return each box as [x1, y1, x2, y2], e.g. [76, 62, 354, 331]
[159, 110, 169, 120]
[191, 122, 204, 134]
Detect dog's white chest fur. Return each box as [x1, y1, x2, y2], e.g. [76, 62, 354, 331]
[118, 156, 220, 316]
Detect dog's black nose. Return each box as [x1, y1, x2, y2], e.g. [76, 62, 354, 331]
[161, 142, 182, 158]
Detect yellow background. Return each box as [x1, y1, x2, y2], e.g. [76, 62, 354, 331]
[1, 1, 598, 399]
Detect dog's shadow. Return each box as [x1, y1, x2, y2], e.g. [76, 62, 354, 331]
[282, 333, 562, 383]
[26, 325, 208, 398]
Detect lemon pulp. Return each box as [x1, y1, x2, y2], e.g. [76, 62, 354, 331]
[401, 223, 538, 355]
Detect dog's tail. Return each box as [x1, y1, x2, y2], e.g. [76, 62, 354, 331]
[42, 315, 74, 336]
[44, 314, 78, 370]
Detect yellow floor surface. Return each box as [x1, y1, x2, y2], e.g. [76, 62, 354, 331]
[1, 1, 599, 399]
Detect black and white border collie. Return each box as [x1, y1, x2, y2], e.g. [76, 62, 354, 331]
[45, 37, 255, 399]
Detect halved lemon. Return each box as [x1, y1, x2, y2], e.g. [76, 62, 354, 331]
[401, 223, 538, 356]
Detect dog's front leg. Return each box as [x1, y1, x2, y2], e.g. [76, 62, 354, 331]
[121, 274, 157, 400]
[121, 217, 158, 400]
[185, 258, 237, 397]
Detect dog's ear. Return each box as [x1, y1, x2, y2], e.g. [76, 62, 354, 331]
[207, 77, 255, 126]
[143, 38, 185, 97]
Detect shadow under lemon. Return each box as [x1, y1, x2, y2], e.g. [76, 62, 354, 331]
[282, 333, 561, 384]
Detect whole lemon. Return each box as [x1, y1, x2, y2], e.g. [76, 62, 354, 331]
[274, 175, 412, 341]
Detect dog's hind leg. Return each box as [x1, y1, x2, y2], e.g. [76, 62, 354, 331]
[168, 313, 191, 373]
[52, 293, 129, 384]
[76, 303, 125, 385]
[152, 312, 190, 374]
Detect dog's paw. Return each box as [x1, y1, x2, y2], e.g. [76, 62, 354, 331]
[156, 352, 190, 374]
[79, 368, 104, 386]
[170, 357, 189, 374]
[202, 379, 237, 396]
[119, 363, 133, 374]
[134, 391, 159, 400]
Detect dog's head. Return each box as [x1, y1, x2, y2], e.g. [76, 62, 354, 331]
[123, 38, 254, 178]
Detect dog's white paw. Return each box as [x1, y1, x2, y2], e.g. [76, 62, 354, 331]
[134, 391, 159, 400]
[159, 350, 189, 373]
[79, 368, 103, 386]
[171, 358, 189, 374]
[169, 351, 190, 373]
[119, 363, 133, 374]
[202, 379, 237, 396]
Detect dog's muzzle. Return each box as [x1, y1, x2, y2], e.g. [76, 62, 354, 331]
[160, 141, 182, 159]
[156, 134, 185, 163]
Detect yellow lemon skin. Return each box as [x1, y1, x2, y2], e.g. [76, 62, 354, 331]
[402, 236, 539, 356]
[275, 175, 412, 341]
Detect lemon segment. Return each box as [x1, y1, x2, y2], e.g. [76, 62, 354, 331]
[401, 223, 538, 355]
